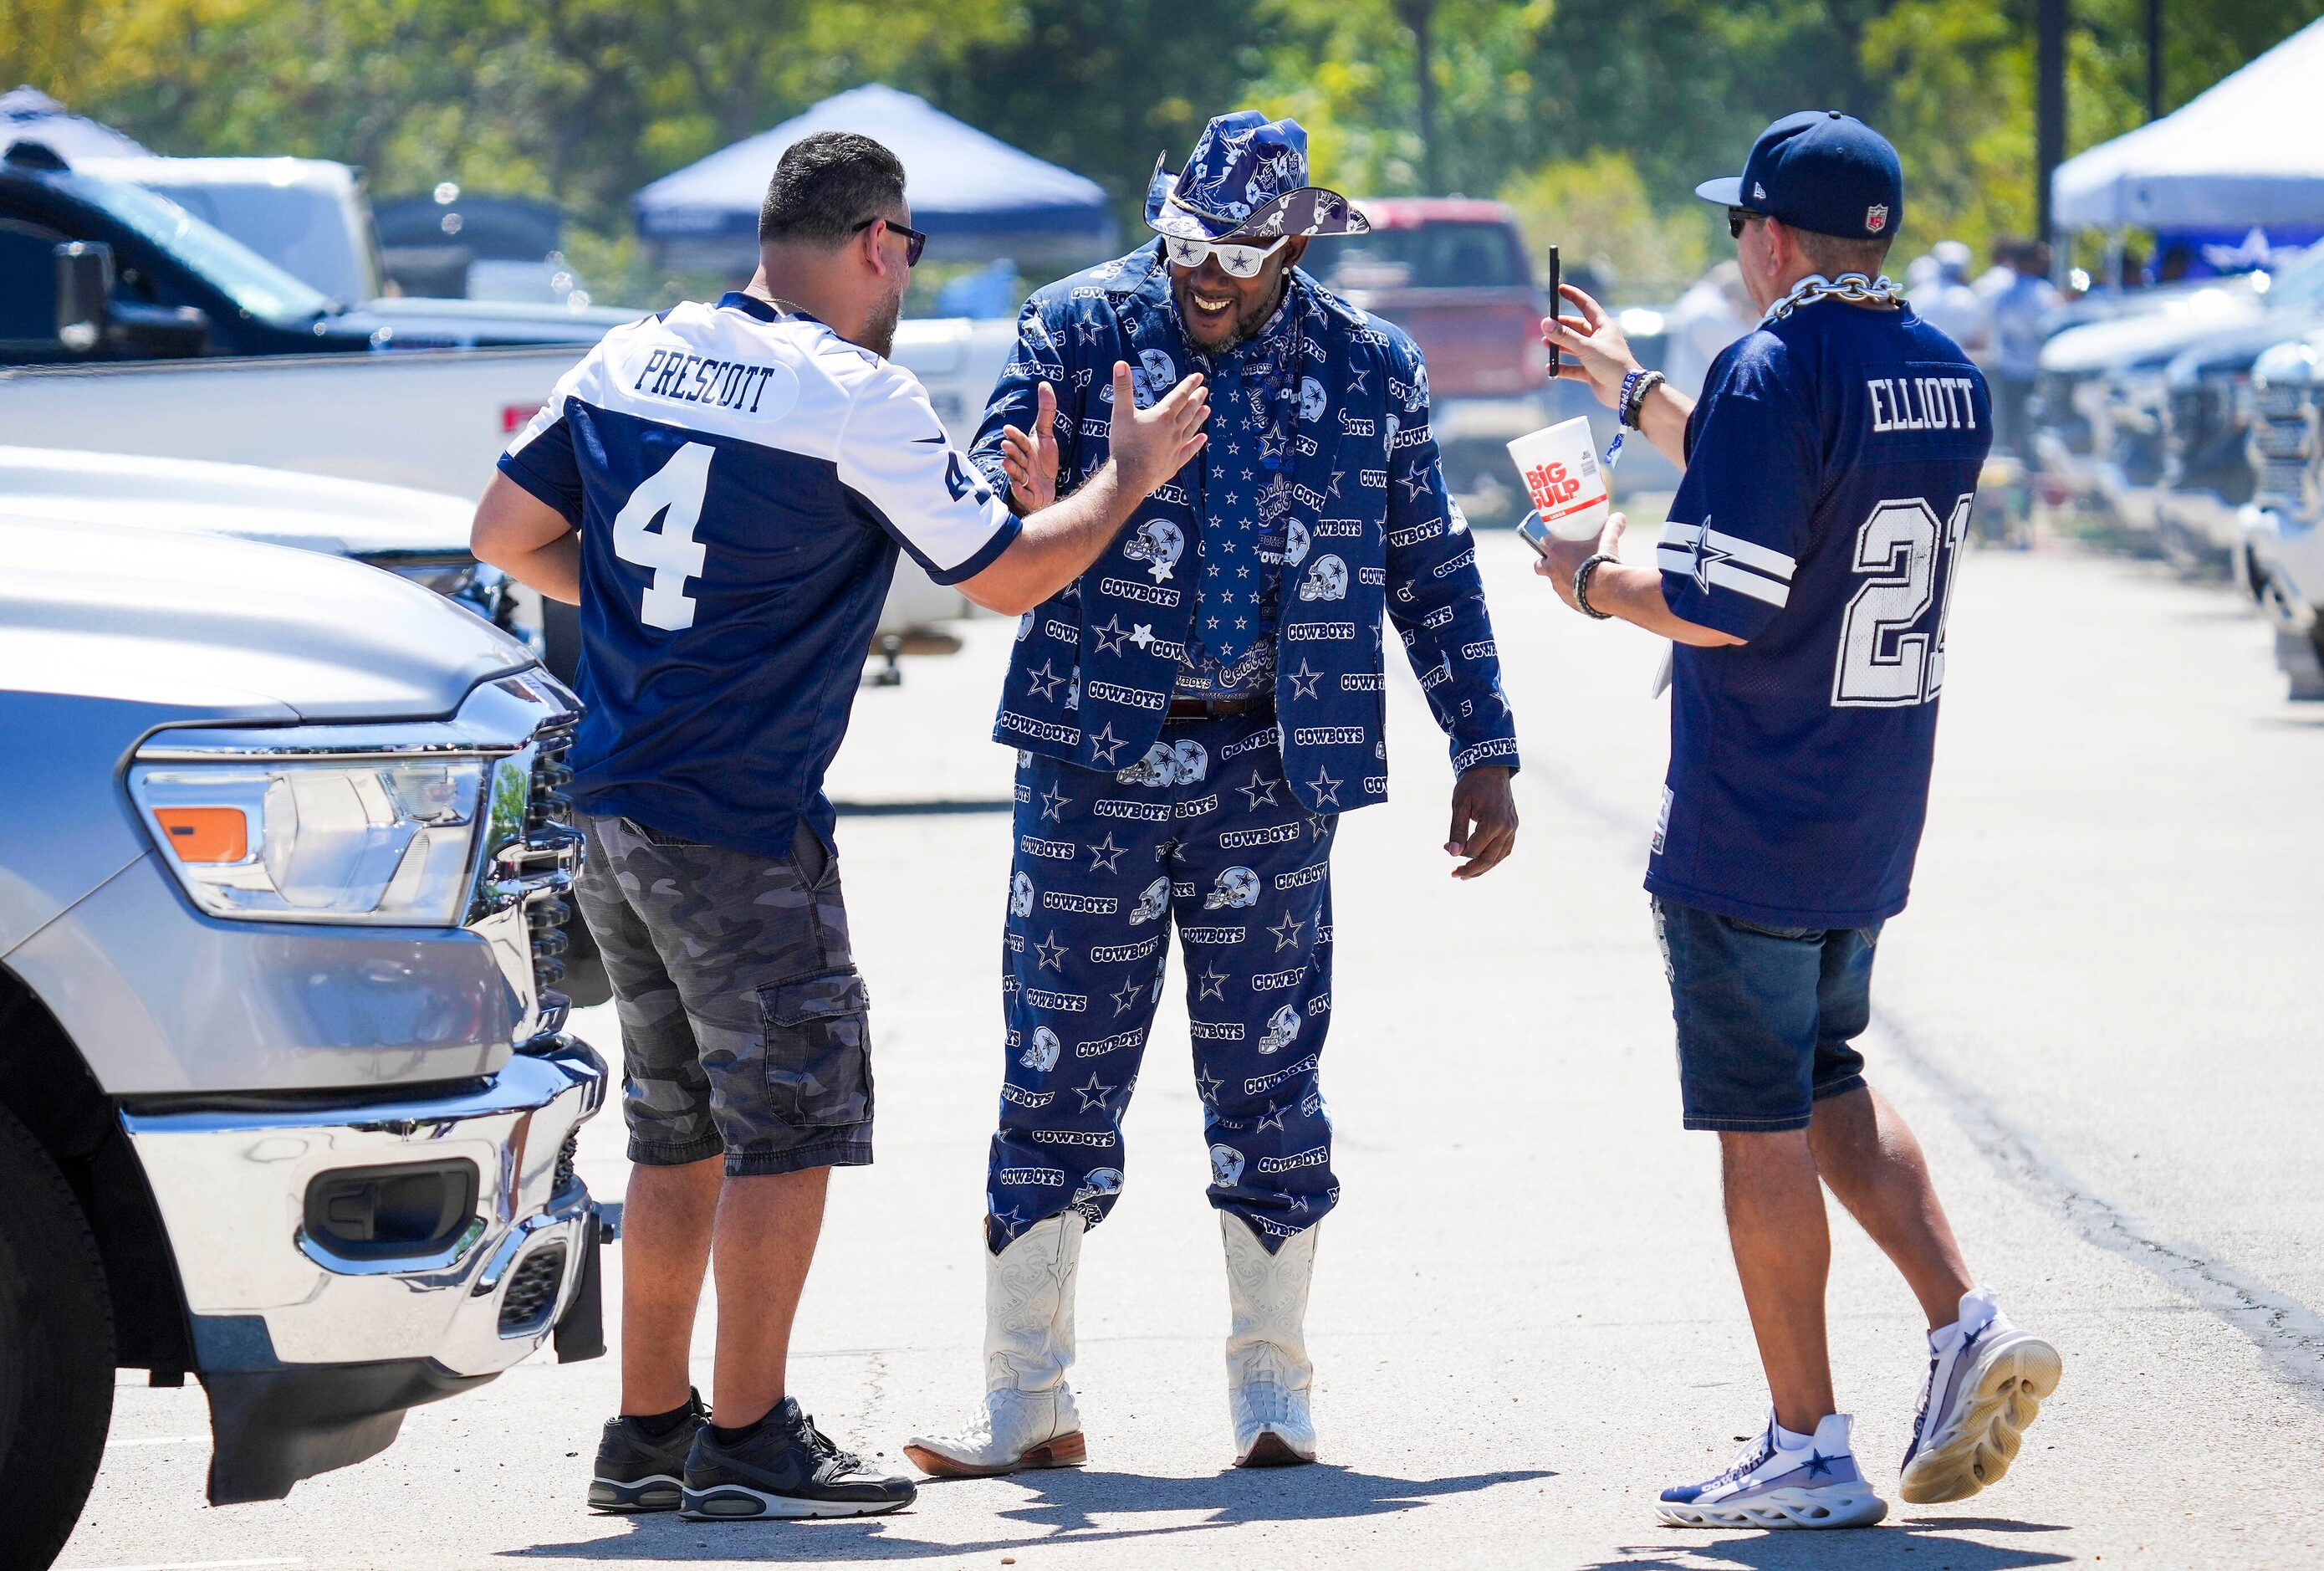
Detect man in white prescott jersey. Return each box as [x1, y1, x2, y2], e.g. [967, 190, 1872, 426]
[472, 131, 1208, 1521]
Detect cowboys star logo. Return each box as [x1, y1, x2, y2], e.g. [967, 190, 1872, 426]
[1688, 515, 1730, 594]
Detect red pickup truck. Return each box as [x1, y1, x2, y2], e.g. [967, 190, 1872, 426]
[1311, 197, 1550, 399]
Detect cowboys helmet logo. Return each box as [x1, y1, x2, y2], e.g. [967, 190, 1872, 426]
[1065, 672, 1080, 710]
[1299, 553, 1349, 602]
[1446, 495, 1470, 535]
[1122, 517, 1184, 583]
[1865, 203, 1889, 234]
[1071, 1168, 1125, 1210]
[1117, 741, 1177, 788]
[1382, 412, 1399, 451]
[1209, 1144, 1246, 1188]
[1133, 347, 1177, 406]
[1299, 376, 1328, 424]
[1130, 875, 1171, 926]
[1284, 517, 1310, 567]
[1259, 1003, 1303, 1055]
[1172, 738, 1208, 785]
[1408, 361, 1429, 409]
[1010, 871, 1034, 919]
[1019, 1026, 1061, 1072]
[1015, 609, 1036, 642]
[1204, 866, 1260, 910]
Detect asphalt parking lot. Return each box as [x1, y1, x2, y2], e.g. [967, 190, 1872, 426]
[60, 525, 2324, 1569]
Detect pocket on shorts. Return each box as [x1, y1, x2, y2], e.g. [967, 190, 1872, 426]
[758, 970, 872, 1129]
[1723, 915, 1823, 942]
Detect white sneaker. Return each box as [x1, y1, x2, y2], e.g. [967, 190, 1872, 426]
[1657, 1413, 1887, 1529]
[1899, 1286, 2061, 1504]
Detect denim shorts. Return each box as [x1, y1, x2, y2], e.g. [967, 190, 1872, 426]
[575, 813, 873, 1177]
[1651, 895, 1880, 1133]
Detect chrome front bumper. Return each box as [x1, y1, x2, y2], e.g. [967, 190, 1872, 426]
[2154, 487, 2244, 554]
[2240, 504, 2324, 634]
[122, 1036, 606, 1378]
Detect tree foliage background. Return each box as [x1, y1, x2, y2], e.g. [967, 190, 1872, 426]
[5, 0, 2316, 302]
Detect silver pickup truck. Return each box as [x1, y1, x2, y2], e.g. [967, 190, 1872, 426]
[1, 513, 608, 1566]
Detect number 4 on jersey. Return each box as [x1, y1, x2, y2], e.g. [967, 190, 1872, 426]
[1831, 494, 1972, 708]
[613, 442, 713, 631]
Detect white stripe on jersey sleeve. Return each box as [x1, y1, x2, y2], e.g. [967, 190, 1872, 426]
[1704, 560, 1790, 606]
[1657, 519, 1796, 581]
[835, 359, 1018, 583]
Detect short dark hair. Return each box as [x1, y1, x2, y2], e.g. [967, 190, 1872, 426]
[758, 131, 907, 248]
[1792, 226, 1894, 277]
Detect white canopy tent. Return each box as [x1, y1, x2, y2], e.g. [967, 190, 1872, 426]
[2053, 18, 2324, 231]
[0, 86, 146, 161]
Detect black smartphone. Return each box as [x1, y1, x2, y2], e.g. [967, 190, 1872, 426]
[1546, 243, 1560, 376]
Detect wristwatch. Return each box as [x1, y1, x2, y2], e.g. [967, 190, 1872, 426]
[1573, 553, 1618, 620]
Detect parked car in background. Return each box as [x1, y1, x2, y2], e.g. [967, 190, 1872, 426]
[375, 187, 590, 308]
[2036, 250, 2324, 543]
[79, 153, 385, 306]
[1311, 198, 1675, 516]
[2237, 333, 2324, 698]
[0, 139, 630, 365]
[1, 514, 608, 1566]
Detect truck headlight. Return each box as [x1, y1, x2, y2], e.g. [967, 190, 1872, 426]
[129, 756, 490, 924]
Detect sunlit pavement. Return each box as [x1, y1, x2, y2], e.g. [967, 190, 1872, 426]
[64, 526, 2324, 1568]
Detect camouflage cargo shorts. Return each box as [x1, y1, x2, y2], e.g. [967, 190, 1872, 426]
[575, 812, 872, 1177]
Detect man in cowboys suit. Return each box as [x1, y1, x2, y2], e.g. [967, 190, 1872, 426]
[906, 112, 1521, 1479]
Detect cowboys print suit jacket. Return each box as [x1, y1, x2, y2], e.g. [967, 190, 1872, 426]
[969, 243, 1520, 815]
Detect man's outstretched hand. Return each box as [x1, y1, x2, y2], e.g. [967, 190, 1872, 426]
[1446, 765, 1518, 880]
[1106, 360, 1209, 497]
[1000, 379, 1060, 514]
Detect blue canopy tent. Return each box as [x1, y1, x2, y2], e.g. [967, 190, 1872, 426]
[634, 84, 1116, 279]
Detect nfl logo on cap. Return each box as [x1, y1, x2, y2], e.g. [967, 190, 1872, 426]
[1866, 203, 1890, 233]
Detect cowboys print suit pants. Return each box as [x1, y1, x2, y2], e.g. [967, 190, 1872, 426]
[988, 709, 1340, 1255]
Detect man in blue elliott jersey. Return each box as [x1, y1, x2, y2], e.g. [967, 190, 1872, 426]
[472, 132, 1207, 1521]
[905, 112, 1520, 1482]
[1536, 113, 2061, 1528]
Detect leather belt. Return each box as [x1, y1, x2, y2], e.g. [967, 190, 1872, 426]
[1165, 693, 1274, 721]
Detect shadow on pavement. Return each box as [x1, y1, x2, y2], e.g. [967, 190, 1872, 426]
[497, 1464, 1553, 1562]
[1581, 1514, 2072, 1571]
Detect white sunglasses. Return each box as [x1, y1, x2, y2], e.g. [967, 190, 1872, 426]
[1162, 233, 1288, 279]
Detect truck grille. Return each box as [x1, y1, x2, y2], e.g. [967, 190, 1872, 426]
[518, 721, 581, 1036]
[2248, 383, 2317, 512]
[498, 1243, 569, 1336]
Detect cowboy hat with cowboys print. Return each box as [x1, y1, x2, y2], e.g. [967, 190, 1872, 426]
[1145, 110, 1370, 246]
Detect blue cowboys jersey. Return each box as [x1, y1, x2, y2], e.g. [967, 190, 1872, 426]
[1650, 295, 1990, 929]
[499, 292, 1019, 857]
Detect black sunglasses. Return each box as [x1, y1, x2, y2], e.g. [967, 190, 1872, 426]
[855, 215, 927, 268]
[1728, 206, 1765, 240]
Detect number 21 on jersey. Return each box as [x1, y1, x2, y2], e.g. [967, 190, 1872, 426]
[613, 441, 713, 631]
[1831, 494, 1972, 708]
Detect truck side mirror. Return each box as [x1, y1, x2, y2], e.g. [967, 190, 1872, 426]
[54, 239, 111, 353]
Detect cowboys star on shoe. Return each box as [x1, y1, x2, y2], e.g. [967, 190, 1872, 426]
[1142, 110, 1371, 247]
[1657, 1412, 1887, 1530]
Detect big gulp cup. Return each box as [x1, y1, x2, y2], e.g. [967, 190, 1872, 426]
[1508, 415, 1611, 541]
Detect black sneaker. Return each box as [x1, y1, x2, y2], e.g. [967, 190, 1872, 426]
[588, 1391, 705, 1512]
[680, 1397, 916, 1520]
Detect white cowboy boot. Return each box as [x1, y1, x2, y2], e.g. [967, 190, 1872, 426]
[1222, 1212, 1319, 1466]
[904, 1213, 1088, 1477]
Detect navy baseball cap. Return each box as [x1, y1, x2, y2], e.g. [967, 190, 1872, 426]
[1695, 110, 1903, 242]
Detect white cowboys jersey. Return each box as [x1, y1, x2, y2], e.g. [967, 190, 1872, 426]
[498, 291, 1019, 857]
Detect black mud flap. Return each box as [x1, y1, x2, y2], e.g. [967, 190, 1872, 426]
[553, 1209, 606, 1364]
[200, 1357, 489, 1505]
